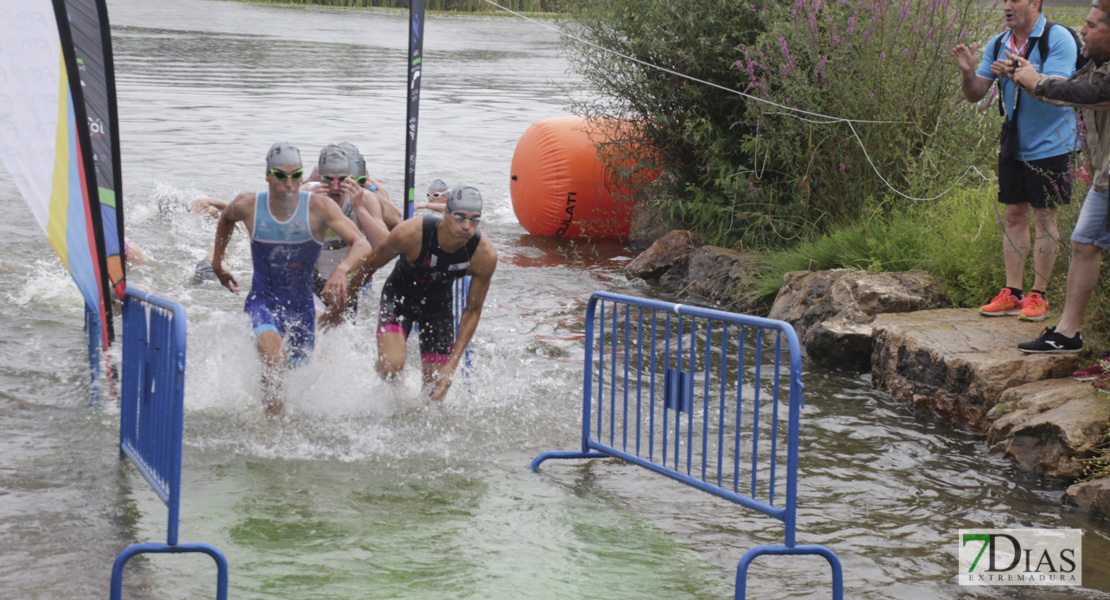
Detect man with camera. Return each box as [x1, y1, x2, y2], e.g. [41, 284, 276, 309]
[952, 0, 1079, 323]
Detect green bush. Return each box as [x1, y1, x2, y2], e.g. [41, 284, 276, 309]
[561, 0, 767, 244]
[733, 0, 1001, 240]
[565, 0, 999, 248]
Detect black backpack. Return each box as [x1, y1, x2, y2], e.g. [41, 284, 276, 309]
[991, 20, 1088, 75]
[992, 21, 1087, 118]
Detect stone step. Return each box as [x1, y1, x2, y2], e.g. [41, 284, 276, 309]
[871, 308, 1080, 431]
[871, 308, 1110, 517]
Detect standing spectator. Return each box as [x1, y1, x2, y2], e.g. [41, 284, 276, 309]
[952, 0, 1080, 322]
[1008, 1, 1110, 373]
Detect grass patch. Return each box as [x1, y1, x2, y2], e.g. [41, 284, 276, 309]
[750, 182, 1094, 310]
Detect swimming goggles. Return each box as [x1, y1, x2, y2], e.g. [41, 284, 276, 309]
[450, 212, 481, 225]
[270, 168, 304, 181]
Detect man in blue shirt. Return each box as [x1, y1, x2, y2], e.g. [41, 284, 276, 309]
[952, 0, 1079, 322]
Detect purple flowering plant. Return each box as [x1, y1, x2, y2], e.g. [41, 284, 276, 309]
[731, 0, 998, 233]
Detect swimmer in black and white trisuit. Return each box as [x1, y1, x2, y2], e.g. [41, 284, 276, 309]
[210, 141, 371, 416]
[302, 144, 390, 329]
[348, 184, 498, 401]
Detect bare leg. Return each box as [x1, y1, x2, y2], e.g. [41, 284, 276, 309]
[1055, 241, 1102, 338]
[256, 330, 286, 417]
[421, 361, 439, 387]
[1030, 206, 1060, 292]
[1003, 202, 1031, 290]
[376, 332, 408, 380]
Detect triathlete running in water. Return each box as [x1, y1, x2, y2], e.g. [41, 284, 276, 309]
[303, 144, 389, 329]
[302, 141, 403, 231]
[349, 184, 497, 401]
[210, 141, 371, 416]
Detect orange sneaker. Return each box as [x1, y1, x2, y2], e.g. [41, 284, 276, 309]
[1017, 291, 1049, 322]
[979, 288, 1022, 317]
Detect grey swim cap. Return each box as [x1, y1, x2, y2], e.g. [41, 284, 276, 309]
[350, 155, 367, 178]
[336, 142, 366, 177]
[446, 184, 483, 214]
[428, 179, 449, 193]
[266, 141, 302, 169]
[318, 144, 351, 177]
[338, 141, 361, 160]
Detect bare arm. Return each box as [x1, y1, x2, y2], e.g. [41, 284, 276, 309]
[124, 240, 153, 266]
[189, 197, 228, 219]
[211, 192, 253, 294]
[953, 42, 993, 103]
[378, 194, 403, 230]
[415, 201, 446, 213]
[366, 178, 388, 201]
[348, 185, 390, 249]
[428, 239, 498, 401]
[348, 216, 422, 292]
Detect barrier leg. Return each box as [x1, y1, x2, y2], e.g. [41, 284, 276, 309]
[735, 544, 843, 600]
[530, 450, 610, 472]
[110, 542, 229, 600]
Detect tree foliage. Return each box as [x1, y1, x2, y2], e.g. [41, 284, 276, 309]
[564, 0, 1001, 247]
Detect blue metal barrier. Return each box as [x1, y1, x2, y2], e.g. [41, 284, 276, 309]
[85, 304, 101, 405]
[453, 275, 474, 374]
[531, 292, 842, 600]
[111, 287, 228, 600]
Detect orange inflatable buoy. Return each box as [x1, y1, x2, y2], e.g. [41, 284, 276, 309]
[510, 116, 650, 240]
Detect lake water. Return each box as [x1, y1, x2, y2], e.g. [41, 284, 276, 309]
[0, 0, 1108, 598]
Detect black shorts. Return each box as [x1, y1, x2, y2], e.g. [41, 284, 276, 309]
[998, 153, 1073, 209]
[376, 278, 455, 363]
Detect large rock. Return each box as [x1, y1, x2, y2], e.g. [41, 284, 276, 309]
[985, 379, 1110, 479]
[1063, 478, 1110, 519]
[624, 230, 702, 281]
[871, 309, 1079, 431]
[767, 270, 943, 369]
[683, 246, 765, 313]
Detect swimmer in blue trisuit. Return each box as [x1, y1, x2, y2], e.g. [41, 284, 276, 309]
[300, 144, 390, 329]
[210, 141, 372, 416]
[348, 184, 498, 401]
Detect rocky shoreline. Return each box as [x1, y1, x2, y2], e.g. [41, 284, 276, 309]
[625, 231, 1110, 519]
